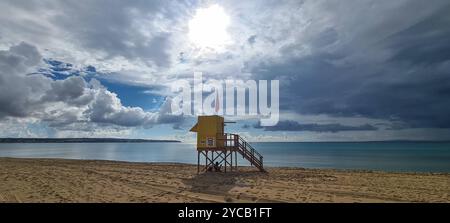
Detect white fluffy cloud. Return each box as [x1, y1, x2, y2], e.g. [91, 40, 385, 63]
[0, 42, 184, 137]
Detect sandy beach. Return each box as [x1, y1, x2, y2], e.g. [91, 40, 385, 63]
[0, 157, 449, 203]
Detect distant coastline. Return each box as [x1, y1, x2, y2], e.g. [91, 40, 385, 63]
[0, 138, 181, 143]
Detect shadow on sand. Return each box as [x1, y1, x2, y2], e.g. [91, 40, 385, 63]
[182, 170, 268, 202]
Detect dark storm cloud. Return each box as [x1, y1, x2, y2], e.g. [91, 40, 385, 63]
[248, 1, 450, 129]
[385, 7, 450, 65]
[310, 28, 338, 48]
[254, 120, 377, 133]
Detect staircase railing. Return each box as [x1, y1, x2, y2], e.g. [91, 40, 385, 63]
[218, 133, 264, 171]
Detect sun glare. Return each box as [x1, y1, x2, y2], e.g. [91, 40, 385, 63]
[188, 4, 231, 51]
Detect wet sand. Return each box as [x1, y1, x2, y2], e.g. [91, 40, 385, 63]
[0, 157, 449, 203]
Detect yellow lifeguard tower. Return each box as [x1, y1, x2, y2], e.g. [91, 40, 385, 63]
[190, 115, 264, 173]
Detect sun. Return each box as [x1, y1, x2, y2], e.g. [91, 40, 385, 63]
[188, 4, 231, 51]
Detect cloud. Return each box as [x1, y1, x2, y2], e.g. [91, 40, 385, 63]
[1, 0, 450, 140]
[254, 120, 377, 132]
[0, 42, 46, 118]
[85, 87, 156, 127]
[41, 76, 87, 104]
[243, 0, 450, 129]
[247, 35, 257, 45]
[0, 42, 185, 133]
[0, 0, 195, 73]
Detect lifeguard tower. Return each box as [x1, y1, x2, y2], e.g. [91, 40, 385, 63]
[190, 115, 265, 173]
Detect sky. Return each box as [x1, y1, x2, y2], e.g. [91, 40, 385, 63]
[0, 0, 450, 142]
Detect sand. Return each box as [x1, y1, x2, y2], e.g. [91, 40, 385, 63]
[0, 157, 449, 203]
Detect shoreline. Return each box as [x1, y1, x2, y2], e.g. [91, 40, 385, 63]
[1, 157, 449, 203]
[1, 156, 448, 174]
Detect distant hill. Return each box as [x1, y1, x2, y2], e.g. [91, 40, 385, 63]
[0, 138, 181, 143]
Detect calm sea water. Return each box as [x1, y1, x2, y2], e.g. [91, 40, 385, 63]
[0, 142, 449, 173]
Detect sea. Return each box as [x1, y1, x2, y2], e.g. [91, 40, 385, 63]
[0, 142, 449, 173]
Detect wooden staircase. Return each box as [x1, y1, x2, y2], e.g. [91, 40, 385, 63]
[218, 133, 265, 172]
[236, 137, 265, 172]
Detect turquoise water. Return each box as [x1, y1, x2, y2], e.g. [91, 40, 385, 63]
[0, 142, 449, 173]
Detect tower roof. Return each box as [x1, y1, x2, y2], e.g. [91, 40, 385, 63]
[189, 123, 198, 132]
